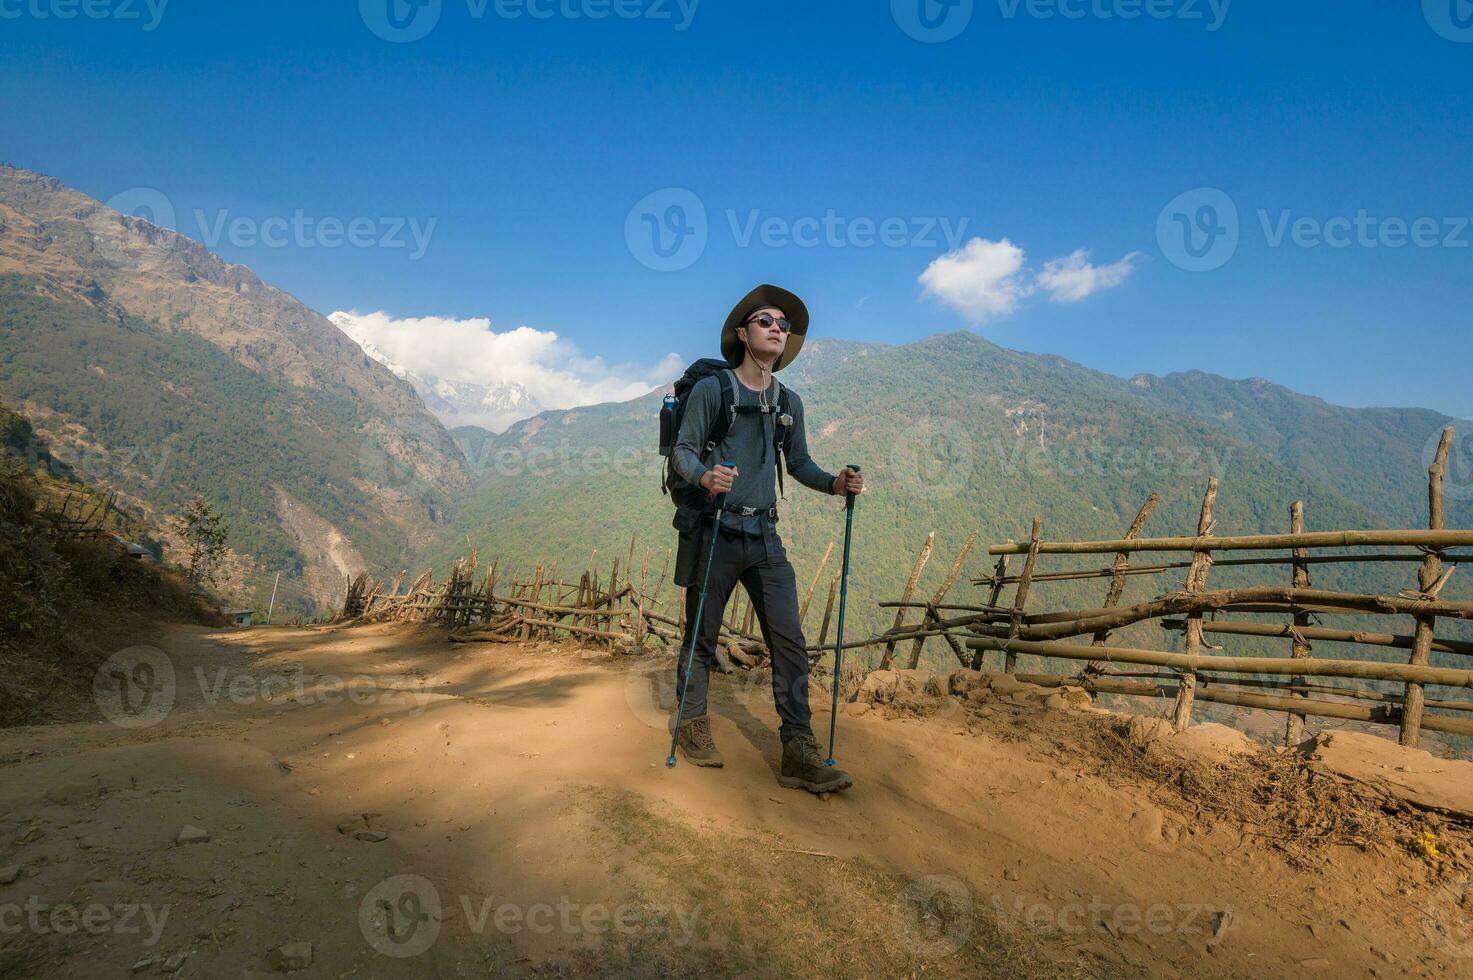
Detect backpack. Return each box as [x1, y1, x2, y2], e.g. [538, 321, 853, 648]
[658, 358, 795, 509]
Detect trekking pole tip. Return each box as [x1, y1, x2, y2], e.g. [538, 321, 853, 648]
[665, 755, 677, 768]
[824, 758, 836, 767]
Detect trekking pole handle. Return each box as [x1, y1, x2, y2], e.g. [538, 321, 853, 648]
[844, 464, 861, 512]
[714, 460, 736, 511]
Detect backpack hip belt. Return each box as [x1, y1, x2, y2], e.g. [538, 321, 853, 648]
[729, 506, 778, 520]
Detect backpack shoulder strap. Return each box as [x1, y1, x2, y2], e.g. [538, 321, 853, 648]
[771, 379, 793, 499]
[700, 369, 737, 457]
[774, 381, 794, 448]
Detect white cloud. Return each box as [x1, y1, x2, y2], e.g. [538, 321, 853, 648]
[330, 310, 681, 431]
[919, 238, 1139, 323]
[917, 237, 1031, 325]
[1036, 249, 1142, 303]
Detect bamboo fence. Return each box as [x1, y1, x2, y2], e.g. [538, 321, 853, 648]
[338, 537, 783, 669]
[336, 425, 1472, 750]
[957, 426, 1473, 748]
[42, 488, 117, 538]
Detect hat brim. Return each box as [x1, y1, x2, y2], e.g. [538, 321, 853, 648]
[720, 284, 808, 372]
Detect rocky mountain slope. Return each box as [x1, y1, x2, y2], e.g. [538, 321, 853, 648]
[0, 165, 467, 612]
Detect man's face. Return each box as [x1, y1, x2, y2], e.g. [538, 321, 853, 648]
[738, 306, 789, 363]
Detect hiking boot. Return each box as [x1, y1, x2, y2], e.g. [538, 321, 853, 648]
[677, 716, 725, 767]
[778, 734, 854, 794]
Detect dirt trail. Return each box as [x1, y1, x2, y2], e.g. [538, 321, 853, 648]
[0, 622, 1466, 977]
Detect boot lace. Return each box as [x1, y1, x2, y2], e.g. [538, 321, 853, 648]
[685, 718, 716, 750]
[792, 734, 824, 765]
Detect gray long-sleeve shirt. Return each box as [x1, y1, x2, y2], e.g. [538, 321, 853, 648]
[672, 373, 836, 534]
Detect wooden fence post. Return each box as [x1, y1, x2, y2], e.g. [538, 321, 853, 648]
[908, 531, 977, 669]
[1087, 493, 1160, 670]
[1005, 517, 1043, 674]
[1172, 478, 1218, 731]
[879, 532, 936, 669]
[818, 573, 840, 653]
[1401, 426, 1454, 747]
[799, 541, 836, 627]
[971, 553, 1010, 670]
[1285, 501, 1312, 745]
[521, 565, 543, 641]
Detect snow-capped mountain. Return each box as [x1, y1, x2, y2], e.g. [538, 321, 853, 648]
[330, 313, 544, 432]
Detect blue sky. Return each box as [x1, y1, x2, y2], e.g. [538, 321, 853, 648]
[3, 0, 1471, 417]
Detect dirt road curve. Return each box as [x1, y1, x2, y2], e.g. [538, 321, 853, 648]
[0, 623, 1463, 977]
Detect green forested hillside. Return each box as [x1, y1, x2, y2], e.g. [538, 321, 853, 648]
[0, 275, 442, 604]
[1130, 370, 1472, 530]
[0, 165, 467, 615]
[421, 331, 1463, 652]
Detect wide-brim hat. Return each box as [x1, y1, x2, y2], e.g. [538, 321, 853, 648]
[720, 283, 809, 372]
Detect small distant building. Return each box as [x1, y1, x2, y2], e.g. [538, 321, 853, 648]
[226, 609, 257, 628]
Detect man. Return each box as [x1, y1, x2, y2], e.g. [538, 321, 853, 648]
[670, 283, 865, 793]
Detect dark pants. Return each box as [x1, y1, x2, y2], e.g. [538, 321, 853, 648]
[676, 527, 813, 742]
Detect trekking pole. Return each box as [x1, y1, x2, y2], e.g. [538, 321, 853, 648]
[667, 462, 735, 768]
[825, 465, 860, 767]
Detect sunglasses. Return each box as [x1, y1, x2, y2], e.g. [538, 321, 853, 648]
[744, 313, 793, 334]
